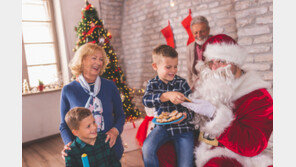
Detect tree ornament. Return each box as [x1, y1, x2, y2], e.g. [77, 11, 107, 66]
[107, 32, 112, 39]
[98, 37, 105, 45]
[120, 93, 125, 102]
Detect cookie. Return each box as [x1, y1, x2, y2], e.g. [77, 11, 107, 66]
[169, 110, 178, 117]
[184, 97, 192, 102]
[175, 113, 183, 119]
[168, 116, 177, 122]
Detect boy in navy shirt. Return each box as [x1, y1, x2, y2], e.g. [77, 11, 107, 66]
[142, 45, 195, 167]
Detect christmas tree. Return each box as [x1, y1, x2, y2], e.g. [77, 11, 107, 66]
[74, 1, 140, 121]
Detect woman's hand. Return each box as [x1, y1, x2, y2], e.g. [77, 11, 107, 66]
[61, 141, 72, 160]
[105, 127, 119, 148]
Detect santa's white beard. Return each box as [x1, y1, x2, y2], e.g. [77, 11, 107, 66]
[189, 65, 235, 131]
[190, 64, 235, 106]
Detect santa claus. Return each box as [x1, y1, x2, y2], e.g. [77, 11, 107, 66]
[136, 34, 273, 167]
[187, 34, 273, 167]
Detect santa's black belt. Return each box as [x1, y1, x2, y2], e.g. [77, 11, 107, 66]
[198, 131, 219, 146]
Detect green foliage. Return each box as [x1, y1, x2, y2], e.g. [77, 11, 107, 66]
[38, 80, 44, 86]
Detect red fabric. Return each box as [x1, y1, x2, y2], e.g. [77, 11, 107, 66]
[218, 89, 273, 157]
[157, 141, 177, 167]
[161, 21, 175, 48]
[196, 44, 203, 61]
[204, 157, 243, 167]
[156, 135, 200, 167]
[202, 34, 237, 51]
[181, 9, 195, 46]
[135, 116, 154, 146]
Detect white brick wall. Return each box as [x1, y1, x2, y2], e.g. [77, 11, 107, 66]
[235, 0, 273, 94]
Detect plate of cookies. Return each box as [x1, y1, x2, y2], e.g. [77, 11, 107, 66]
[152, 110, 184, 125]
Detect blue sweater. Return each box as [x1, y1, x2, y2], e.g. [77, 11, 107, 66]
[59, 78, 125, 145]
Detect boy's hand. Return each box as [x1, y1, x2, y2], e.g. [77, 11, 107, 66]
[105, 127, 119, 148]
[160, 91, 186, 104]
[172, 112, 187, 124]
[61, 141, 72, 160]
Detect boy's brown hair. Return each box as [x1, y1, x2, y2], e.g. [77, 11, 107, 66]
[152, 44, 178, 64]
[65, 107, 92, 130]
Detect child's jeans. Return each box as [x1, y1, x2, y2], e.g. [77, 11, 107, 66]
[142, 125, 194, 167]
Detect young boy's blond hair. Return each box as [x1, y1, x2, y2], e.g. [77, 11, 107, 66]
[65, 107, 92, 131]
[152, 44, 178, 64]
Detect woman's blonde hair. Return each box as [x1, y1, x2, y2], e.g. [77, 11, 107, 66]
[69, 43, 109, 77]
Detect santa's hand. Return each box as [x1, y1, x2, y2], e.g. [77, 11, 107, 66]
[181, 99, 216, 118]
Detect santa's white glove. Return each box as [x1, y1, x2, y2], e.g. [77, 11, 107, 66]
[181, 99, 216, 118]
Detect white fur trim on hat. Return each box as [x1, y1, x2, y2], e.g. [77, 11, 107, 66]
[204, 43, 248, 67]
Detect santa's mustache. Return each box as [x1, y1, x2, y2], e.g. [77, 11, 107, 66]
[190, 65, 235, 107]
[200, 64, 234, 82]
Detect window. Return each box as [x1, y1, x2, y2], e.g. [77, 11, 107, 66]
[22, 0, 61, 88]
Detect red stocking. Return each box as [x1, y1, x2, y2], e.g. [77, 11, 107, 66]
[161, 20, 175, 48]
[182, 9, 195, 46]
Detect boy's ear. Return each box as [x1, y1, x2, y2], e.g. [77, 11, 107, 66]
[152, 63, 158, 71]
[72, 129, 78, 136]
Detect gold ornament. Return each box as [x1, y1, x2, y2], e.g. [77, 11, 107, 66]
[120, 93, 125, 102]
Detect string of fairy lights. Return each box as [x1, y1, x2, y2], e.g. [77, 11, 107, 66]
[74, 1, 144, 121]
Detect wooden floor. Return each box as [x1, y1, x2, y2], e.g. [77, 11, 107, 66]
[22, 134, 144, 167]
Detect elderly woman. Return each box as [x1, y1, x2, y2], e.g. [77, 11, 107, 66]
[59, 43, 125, 160]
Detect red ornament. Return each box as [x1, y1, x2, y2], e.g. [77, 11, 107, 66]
[85, 4, 92, 10]
[107, 32, 112, 39]
[81, 11, 84, 18]
[113, 78, 116, 82]
[88, 41, 96, 44]
[90, 23, 95, 27]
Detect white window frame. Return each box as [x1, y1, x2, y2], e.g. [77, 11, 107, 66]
[22, 0, 61, 90]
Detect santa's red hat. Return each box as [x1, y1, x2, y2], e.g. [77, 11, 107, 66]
[202, 34, 248, 67]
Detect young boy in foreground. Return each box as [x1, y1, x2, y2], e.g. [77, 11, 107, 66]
[142, 44, 195, 167]
[64, 107, 121, 167]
